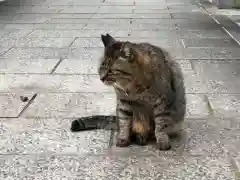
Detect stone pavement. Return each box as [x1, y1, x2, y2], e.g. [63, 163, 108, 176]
[0, 0, 240, 179]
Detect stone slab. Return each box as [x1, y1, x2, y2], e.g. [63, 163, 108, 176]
[208, 94, 240, 118]
[130, 19, 177, 24]
[130, 5, 168, 9]
[97, 7, 134, 14]
[192, 59, 240, 93]
[1, 23, 42, 30]
[0, 92, 34, 118]
[5, 0, 49, 6]
[186, 94, 209, 118]
[176, 22, 221, 30]
[0, 74, 113, 93]
[47, 18, 131, 24]
[0, 149, 234, 179]
[0, 29, 33, 39]
[27, 29, 130, 38]
[171, 12, 214, 21]
[182, 48, 240, 59]
[0, 58, 59, 74]
[53, 13, 94, 19]
[22, 92, 116, 118]
[91, 13, 134, 19]
[210, 117, 240, 158]
[181, 38, 239, 48]
[54, 59, 193, 75]
[0, 6, 23, 14]
[71, 37, 182, 48]
[8, 13, 54, 23]
[133, 9, 170, 13]
[1, 47, 71, 59]
[20, 93, 208, 118]
[60, 6, 100, 13]
[177, 30, 231, 39]
[0, 118, 111, 154]
[131, 13, 171, 19]
[38, 23, 86, 30]
[192, 59, 240, 81]
[17, 6, 63, 14]
[167, 5, 200, 10]
[46, 0, 101, 6]
[0, 38, 75, 48]
[83, 23, 176, 30]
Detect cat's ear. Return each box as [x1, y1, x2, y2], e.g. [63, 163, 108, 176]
[101, 33, 116, 47]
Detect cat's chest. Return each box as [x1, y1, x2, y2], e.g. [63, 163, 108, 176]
[118, 91, 159, 108]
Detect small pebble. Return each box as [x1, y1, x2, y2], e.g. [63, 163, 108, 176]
[20, 96, 29, 102]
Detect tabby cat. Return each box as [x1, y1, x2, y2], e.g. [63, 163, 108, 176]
[71, 33, 186, 150]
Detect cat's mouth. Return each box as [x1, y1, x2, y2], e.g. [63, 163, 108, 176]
[101, 77, 115, 86]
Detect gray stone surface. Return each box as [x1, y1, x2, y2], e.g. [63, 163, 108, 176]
[181, 38, 239, 48]
[0, 118, 111, 154]
[0, 58, 60, 73]
[0, 37, 75, 48]
[0, 73, 207, 93]
[8, 13, 54, 23]
[0, 0, 240, 178]
[208, 94, 240, 117]
[20, 93, 208, 118]
[0, 74, 113, 93]
[182, 48, 240, 59]
[21, 92, 116, 118]
[0, 154, 235, 180]
[1, 47, 71, 59]
[176, 22, 221, 30]
[177, 30, 231, 39]
[0, 92, 34, 117]
[83, 23, 176, 30]
[192, 59, 240, 93]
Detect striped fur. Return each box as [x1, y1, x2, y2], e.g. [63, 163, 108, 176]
[71, 33, 186, 150]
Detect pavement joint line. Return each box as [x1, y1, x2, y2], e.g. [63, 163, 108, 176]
[23, 29, 35, 38]
[0, 47, 13, 56]
[17, 93, 38, 118]
[68, 37, 79, 47]
[197, 1, 240, 47]
[50, 57, 64, 74]
[203, 95, 214, 116]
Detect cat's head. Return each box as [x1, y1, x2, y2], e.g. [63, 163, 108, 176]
[98, 33, 152, 95]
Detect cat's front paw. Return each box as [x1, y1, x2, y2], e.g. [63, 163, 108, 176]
[116, 139, 131, 147]
[156, 141, 171, 150]
[156, 133, 171, 150]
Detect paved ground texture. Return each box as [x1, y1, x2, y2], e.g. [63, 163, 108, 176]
[0, 0, 240, 179]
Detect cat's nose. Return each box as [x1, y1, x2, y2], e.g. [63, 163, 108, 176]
[100, 70, 112, 82]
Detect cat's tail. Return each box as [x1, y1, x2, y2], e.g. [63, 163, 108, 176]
[70, 115, 117, 132]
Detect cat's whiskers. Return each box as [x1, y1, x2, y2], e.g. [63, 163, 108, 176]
[113, 83, 128, 96]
